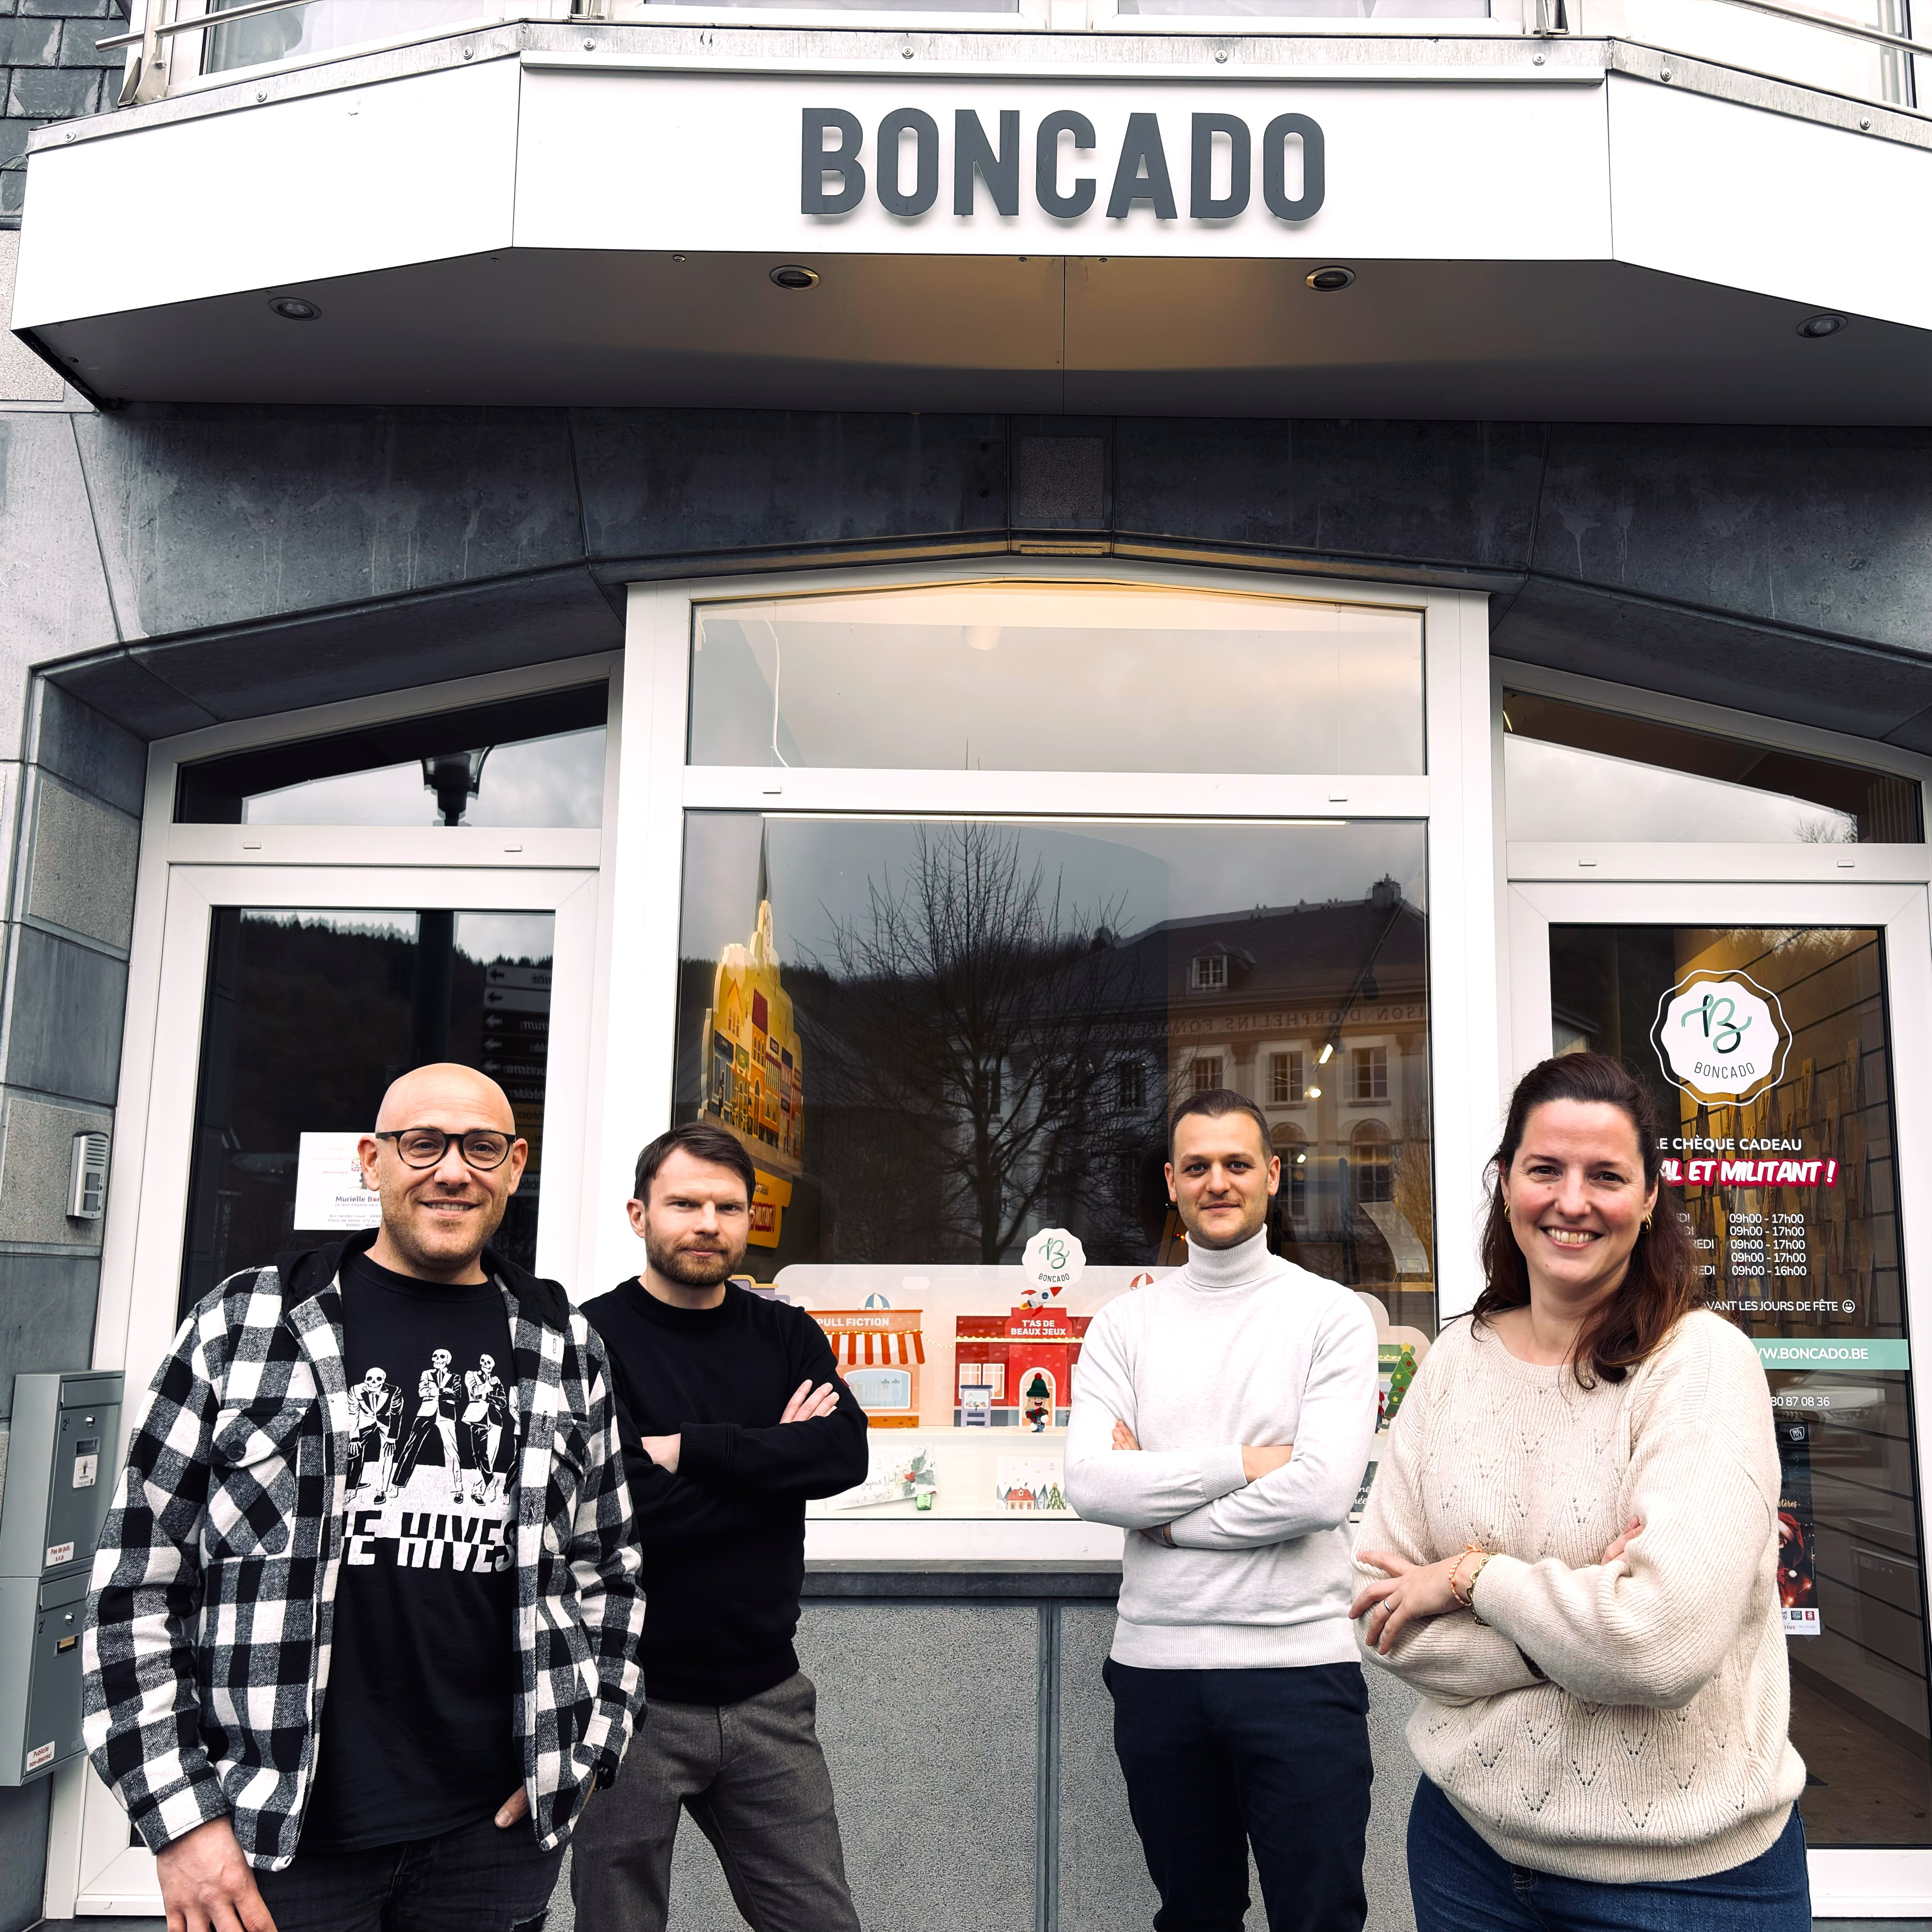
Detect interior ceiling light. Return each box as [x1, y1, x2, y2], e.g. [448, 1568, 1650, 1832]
[1796, 312, 1848, 339]
[770, 265, 820, 290]
[1306, 266, 1356, 292]
[268, 295, 322, 321]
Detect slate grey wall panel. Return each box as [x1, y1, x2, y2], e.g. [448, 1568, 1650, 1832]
[24, 774, 136, 950]
[37, 648, 218, 741]
[1057, 1602, 1165, 1932]
[0, 1251, 100, 1424]
[2, 924, 125, 1104]
[574, 408, 1011, 562]
[0, 1780, 49, 1932]
[108, 567, 621, 730]
[70, 404, 586, 642]
[797, 1602, 1038, 1932]
[1532, 424, 1932, 657]
[0, 414, 120, 758]
[1491, 576, 1932, 742]
[0, 1093, 109, 1247]
[1113, 418, 1546, 574]
[30, 680, 144, 819]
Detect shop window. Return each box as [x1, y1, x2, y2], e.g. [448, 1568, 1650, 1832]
[1270, 1050, 1305, 1105]
[1550, 922, 1928, 1849]
[1191, 954, 1228, 992]
[1503, 689, 1922, 844]
[175, 685, 607, 829]
[688, 584, 1423, 775]
[1350, 1045, 1388, 1102]
[671, 813, 1436, 1518]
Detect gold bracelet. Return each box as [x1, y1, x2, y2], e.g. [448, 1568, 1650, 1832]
[1449, 1543, 1493, 1626]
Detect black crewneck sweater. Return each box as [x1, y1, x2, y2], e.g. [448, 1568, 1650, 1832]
[582, 1278, 869, 1706]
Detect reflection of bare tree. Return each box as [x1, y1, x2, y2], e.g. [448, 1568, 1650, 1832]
[824, 823, 1140, 1264]
[1393, 1086, 1435, 1282]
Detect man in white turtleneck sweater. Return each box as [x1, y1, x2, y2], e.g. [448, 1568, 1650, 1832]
[1065, 1088, 1379, 1932]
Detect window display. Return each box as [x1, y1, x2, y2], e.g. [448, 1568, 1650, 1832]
[1551, 923, 1929, 1847]
[673, 812, 1437, 1520]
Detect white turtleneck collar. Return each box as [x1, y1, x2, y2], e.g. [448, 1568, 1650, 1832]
[1179, 1223, 1277, 1293]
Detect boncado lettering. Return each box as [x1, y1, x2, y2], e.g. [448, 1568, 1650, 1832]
[802, 107, 1325, 222]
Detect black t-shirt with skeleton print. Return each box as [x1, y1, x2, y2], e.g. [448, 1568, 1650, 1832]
[301, 1248, 523, 1852]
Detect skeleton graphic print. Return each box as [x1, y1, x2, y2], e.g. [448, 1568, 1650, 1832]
[343, 1338, 518, 1572]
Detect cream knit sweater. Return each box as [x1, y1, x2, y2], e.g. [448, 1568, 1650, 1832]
[1355, 1309, 1805, 1884]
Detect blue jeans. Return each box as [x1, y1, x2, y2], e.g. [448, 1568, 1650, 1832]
[1407, 1774, 1809, 1932]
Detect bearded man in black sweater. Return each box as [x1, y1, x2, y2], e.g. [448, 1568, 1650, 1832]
[572, 1122, 869, 1932]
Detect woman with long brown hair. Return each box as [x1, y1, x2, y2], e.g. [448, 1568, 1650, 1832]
[1350, 1052, 1807, 1930]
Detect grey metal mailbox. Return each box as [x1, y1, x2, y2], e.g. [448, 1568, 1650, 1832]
[0, 1372, 124, 1784]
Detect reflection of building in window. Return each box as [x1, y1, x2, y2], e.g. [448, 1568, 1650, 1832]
[1272, 1123, 1309, 1219]
[1350, 1045, 1388, 1102]
[1115, 1150, 1141, 1211]
[1270, 1050, 1305, 1104]
[1117, 1058, 1145, 1110]
[1191, 953, 1228, 991]
[1353, 1121, 1394, 1203]
[1192, 1055, 1224, 1093]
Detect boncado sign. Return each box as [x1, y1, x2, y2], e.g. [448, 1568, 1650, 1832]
[802, 106, 1323, 223]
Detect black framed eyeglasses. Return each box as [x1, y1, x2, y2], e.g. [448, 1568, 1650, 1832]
[373, 1127, 515, 1171]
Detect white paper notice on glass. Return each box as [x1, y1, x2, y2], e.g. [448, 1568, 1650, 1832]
[293, 1132, 381, 1232]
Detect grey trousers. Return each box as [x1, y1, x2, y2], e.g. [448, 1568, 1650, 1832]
[570, 1671, 860, 1932]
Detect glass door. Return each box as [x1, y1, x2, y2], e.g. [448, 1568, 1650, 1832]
[1509, 879, 1932, 1910]
[69, 861, 599, 1921]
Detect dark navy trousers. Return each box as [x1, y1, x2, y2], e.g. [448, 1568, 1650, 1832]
[1104, 1656, 1373, 1932]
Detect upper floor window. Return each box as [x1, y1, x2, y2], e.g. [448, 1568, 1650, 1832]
[1117, 1059, 1146, 1111]
[1350, 1045, 1388, 1103]
[1503, 689, 1922, 845]
[203, 0, 491, 75]
[1191, 1055, 1224, 1093]
[689, 583, 1422, 775]
[175, 686, 607, 829]
[1270, 1050, 1305, 1105]
[1191, 954, 1228, 992]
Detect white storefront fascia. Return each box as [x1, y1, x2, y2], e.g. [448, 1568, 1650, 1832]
[10, 26, 1932, 416]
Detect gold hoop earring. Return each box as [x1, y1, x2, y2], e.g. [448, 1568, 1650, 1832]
[1643, 1212, 1654, 1232]
[1499, 1193, 1509, 1214]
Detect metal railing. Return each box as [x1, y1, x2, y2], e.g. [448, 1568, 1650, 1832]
[96, 0, 1931, 111]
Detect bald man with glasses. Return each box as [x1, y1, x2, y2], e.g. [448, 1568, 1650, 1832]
[85, 1063, 645, 1932]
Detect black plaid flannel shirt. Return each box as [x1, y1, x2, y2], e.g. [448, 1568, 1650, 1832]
[82, 1237, 646, 1867]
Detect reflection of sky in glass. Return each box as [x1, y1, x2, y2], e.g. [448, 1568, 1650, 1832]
[1504, 737, 1858, 844]
[681, 814, 1428, 970]
[233, 908, 554, 966]
[691, 585, 1422, 775]
[242, 728, 605, 828]
[455, 911, 554, 968]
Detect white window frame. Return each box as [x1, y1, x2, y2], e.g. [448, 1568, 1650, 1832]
[609, 554, 1498, 1557]
[47, 649, 624, 1925]
[1497, 664, 1932, 1915]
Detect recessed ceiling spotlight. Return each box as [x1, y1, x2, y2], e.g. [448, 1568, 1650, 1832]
[770, 265, 820, 291]
[268, 295, 322, 321]
[1796, 312, 1848, 339]
[1306, 266, 1356, 292]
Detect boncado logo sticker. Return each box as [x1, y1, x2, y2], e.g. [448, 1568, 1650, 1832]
[1651, 969, 1790, 1105]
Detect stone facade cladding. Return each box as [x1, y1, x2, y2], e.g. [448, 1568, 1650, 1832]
[0, 0, 125, 227]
